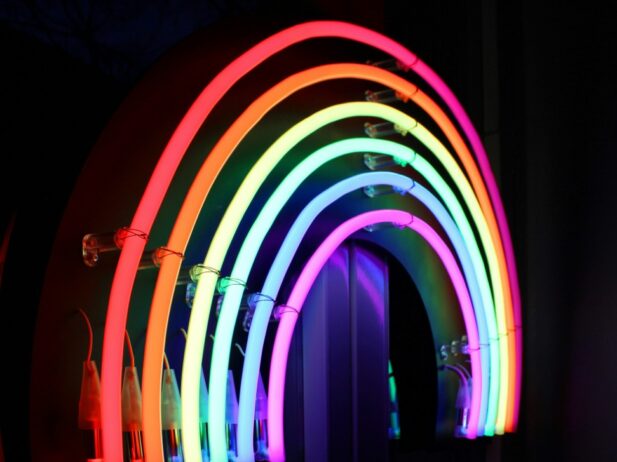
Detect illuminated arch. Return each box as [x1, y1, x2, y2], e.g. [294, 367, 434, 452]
[96, 20, 521, 462]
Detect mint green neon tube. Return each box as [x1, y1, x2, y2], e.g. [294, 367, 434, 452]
[204, 136, 500, 461]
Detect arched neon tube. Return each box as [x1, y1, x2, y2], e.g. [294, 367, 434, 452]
[103, 21, 520, 461]
[267, 209, 482, 461]
[142, 62, 509, 462]
[226, 162, 495, 461]
[181, 101, 502, 461]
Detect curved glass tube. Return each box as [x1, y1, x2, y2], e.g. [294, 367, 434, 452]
[267, 209, 482, 461]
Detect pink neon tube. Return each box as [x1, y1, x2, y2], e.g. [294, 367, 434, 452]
[267, 210, 482, 461]
[101, 20, 518, 458]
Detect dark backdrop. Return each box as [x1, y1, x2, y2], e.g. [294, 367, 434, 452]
[1, 1, 616, 460]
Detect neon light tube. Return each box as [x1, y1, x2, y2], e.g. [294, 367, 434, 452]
[142, 62, 507, 461]
[181, 101, 504, 461]
[267, 209, 482, 461]
[105, 21, 519, 460]
[214, 138, 499, 460]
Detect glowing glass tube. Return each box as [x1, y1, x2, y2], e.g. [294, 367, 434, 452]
[267, 209, 482, 461]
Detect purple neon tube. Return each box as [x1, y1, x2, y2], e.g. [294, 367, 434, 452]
[266, 209, 482, 461]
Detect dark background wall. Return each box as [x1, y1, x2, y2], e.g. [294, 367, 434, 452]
[1, 1, 616, 461]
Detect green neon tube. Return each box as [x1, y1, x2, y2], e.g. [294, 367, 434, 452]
[388, 361, 401, 440]
[198, 137, 499, 460]
[202, 135, 501, 461]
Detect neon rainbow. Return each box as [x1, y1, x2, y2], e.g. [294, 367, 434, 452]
[94, 20, 521, 462]
[267, 209, 481, 461]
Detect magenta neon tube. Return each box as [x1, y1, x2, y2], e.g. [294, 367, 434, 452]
[267, 209, 482, 461]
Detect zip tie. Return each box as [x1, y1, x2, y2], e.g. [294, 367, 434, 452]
[248, 292, 277, 306]
[393, 213, 414, 229]
[189, 264, 221, 282]
[116, 227, 149, 246]
[394, 84, 419, 103]
[155, 246, 184, 260]
[217, 276, 248, 294]
[394, 179, 417, 196]
[274, 304, 300, 319]
[394, 120, 418, 137]
[397, 54, 419, 71]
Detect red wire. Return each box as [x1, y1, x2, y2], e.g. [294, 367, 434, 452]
[124, 330, 135, 367]
[163, 353, 170, 371]
[78, 308, 93, 362]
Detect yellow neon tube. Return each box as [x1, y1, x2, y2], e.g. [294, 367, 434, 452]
[181, 101, 507, 461]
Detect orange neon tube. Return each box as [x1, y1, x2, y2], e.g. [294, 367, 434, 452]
[141, 63, 514, 461]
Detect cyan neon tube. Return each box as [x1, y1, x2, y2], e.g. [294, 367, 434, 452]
[183, 101, 500, 460]
[267, 209, 482, 461]
[228, 169, 487, 460]
[218, 138, 498, 461]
